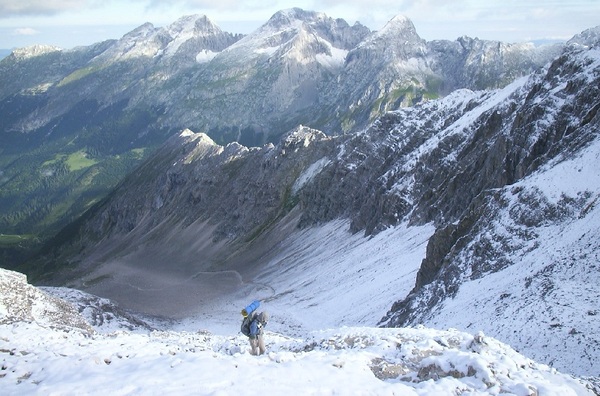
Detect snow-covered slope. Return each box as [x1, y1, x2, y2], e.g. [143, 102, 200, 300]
[379, 43, 600, 377]
[1, 268, 597, 395]
[418, 137, 600, 376]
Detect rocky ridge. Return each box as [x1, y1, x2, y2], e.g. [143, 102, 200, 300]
[0, 9, 566, 248]
[1, 9, 561, 142]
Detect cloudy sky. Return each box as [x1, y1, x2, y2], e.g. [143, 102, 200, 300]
[1, 0, 598, 49]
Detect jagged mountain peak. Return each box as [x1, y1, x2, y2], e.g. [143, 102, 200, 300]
[165, 14, 223, 37]
[381, 14, 417, 33]
[267, 7, 328, 28]
[272, 8, 370, 50]
[252, 8, 367, 48]
[456, 34, 534, 51]
[172, 128, 216, 145]
[159, 14, 239, 60]
[93, 14, 237, 62]
[170, 129, 221, 156]
[217, 8, 367, 69]
[568, 25, 600, 48]
[371, 14, 422, 43]
[123, 22, 157, 40]
[241, 7, 331, 44]
[280, 125, 328, 150]
[94, 21, 165, 60]
[352, 14, 425, 60]
[179, 128, 197, 138]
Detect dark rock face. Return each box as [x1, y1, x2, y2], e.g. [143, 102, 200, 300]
[380, 41, 600, 329]
[36, 36, 600, 286]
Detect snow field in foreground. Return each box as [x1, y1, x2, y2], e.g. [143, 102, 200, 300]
[0, 321, 594, 395]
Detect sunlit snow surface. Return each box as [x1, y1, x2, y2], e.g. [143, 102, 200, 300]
[0, 314, 595, 395]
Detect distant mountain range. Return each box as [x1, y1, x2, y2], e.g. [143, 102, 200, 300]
[0, 9, 563, 261]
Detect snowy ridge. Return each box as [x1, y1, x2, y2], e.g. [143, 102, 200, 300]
[9, 45, 62, 60]
[162, 15, 221, 58]
[104, 22, 164, 60]
[89, 14, 237, 63]
[218, 8, 353, 70]
[568, 26, 600, 48]
[42, 286, 156, 333]
[0, 267, 596, 395]
[361, 14, 424, 50]
[218, 12, 309, 59]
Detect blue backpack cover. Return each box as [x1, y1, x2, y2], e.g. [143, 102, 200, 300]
[240, 300, 260, 337]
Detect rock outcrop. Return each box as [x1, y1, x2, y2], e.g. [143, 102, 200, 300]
[0, 268, 92, 332]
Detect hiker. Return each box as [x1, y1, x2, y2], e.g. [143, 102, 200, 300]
[242, 311, 269, 355]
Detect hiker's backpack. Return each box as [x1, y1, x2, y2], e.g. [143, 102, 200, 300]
[241, 312, 254, 337]
[240, 300, 260, 337]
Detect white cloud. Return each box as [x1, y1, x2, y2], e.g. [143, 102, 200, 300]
[0, 0, 89, 17]
[150, 0, 269, 8]
[12, 27, 40, 35]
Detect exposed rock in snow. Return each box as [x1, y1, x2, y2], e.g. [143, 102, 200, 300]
[0, 268, 91, 332]
[9, 45, 62, 59]
[42, 286, 156, 333]
[379, 43, 600, 377]
[568, 26, 600, 48]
